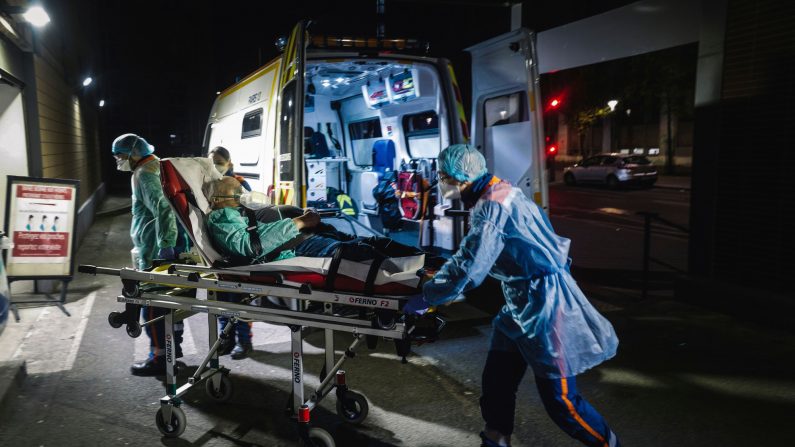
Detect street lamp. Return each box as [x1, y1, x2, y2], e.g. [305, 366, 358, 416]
[22, 6, 50, 27]
[607, 99, 618, 112]
[82, 77, 93, 87]
[99, 99, 105, 107]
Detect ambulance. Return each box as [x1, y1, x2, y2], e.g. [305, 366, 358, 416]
[203, 21, 547, 251]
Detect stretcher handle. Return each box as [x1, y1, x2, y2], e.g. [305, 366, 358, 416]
[314, 208, 340, 218]
[78, 264, 121, 276]
[444, 209, 470, 218]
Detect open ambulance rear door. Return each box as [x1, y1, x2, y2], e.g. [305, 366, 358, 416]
[275, 21, 308, 206]
[466, 28, 548, 211]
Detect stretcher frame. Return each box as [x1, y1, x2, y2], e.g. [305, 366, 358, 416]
[79, 261, 427, 445]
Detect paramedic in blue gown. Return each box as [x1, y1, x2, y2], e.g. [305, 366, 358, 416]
[208, 146, 254, 359]
[406, 144, 621, 447]
[112, 133, 184, 376]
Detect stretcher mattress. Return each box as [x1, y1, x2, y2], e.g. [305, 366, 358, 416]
[160, 158, 423, 295]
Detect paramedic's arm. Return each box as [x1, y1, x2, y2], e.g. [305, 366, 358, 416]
[422, 201, 506, 306]
[140, 172, 177, 249]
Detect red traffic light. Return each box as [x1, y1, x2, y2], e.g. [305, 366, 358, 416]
[549, 98, 562, 109]
[547, 145, 558, 155]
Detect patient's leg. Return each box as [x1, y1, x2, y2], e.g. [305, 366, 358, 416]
[294, 234, 422, 262]
[294, 235, 377, 261]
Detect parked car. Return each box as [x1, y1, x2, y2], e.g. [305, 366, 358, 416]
[563, 154, 657, 188]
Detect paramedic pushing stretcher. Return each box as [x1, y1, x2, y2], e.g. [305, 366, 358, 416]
[404, 145, 621, 447]
[112, 133, 185, 377]
[206, 177, 418, 265]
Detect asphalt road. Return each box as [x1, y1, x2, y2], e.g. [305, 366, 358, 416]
[3, 188, 795, 447]
[549, 183, 690, 238]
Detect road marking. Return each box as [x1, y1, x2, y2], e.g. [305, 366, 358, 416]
[12, 293, 97, 374]
[597, 207, 631, 215]
[62, 292, 96, 372]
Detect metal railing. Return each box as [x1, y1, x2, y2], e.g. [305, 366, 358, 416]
[637, 212, 689, 299]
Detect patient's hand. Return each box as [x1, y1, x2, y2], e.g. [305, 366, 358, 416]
[292, 210, 320, 230]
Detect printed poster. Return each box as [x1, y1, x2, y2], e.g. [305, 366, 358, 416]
[5, 179, 78, 277]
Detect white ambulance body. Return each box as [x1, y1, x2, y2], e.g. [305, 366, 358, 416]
[204, 23, 546, 251]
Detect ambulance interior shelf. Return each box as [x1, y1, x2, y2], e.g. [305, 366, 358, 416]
[305, 158, 350, 208]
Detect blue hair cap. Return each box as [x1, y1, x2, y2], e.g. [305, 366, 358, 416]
[438, 144, 487, 182]
[112, 133, 154, 157]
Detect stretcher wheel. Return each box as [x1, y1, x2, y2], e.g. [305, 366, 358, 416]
[108, 312, 123, 329]
[155, 406, 186, 438]
[126, 322, 142, 338]
[204, 374, 233, 402]
[122, 281, 140, 298]
[304, 427, 335, 447]
[336, 390, 369, 425]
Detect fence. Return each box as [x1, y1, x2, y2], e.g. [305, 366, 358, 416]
[637, 211, 690, 299]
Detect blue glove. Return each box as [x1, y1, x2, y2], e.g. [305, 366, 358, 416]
[403, 295, 430, 315]
[157, 246, 177, 260]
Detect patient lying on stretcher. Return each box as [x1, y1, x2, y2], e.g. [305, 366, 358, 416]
[206, 177, 419, 264]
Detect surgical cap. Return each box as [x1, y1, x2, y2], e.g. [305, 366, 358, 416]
[112, 133, 154, 157]
[438, 144, 488, 182]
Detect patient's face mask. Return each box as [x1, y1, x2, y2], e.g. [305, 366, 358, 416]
[214, 163, 228, 175]
[439, 181, 461, 200]
[238, 191, 271, 210]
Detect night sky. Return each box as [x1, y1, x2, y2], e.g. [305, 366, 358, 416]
[86, 0, 636, 190]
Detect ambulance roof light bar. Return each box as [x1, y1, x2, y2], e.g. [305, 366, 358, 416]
[308, 35, 430, 54]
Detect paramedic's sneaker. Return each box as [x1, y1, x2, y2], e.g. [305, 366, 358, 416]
[130, 357, 166, 376]
[479, 432, 511, 447]
[230, 343, 252, 360]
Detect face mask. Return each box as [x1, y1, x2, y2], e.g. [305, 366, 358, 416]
[116, 158, 132, 172]
[439, 181, 461, 200]
[238, 191, 271, 210]
[214, 164, 228, 175]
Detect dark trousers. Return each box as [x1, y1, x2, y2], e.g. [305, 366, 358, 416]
[480, 329, 619, 447]
[216, 292, 252, 345]
[143, 306, 183, 359]
[295, 233, 418, 261]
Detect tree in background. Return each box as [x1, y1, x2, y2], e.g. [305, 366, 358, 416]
[622, 45, 697, 174]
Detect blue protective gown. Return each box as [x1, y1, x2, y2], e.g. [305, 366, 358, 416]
[206, 207, 300, 263]
[423, 180, 618, 379]
[130, 156, 177, 270]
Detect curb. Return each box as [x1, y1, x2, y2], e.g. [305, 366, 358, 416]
[95, 204, 132, 217]
[653, 184, 691, 191]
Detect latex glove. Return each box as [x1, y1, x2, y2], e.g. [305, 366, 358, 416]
[403, 295, 430, 316]
[157, 246, 177, 260]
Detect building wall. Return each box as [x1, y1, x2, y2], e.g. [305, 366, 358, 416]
[556, 119, 694, 169]
[689, 0, 795, 295]
[33, 54, 101, 205]
[1, 2, 104, 253]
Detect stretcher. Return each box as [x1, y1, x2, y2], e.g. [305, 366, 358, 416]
[79, 157, 444, 447]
